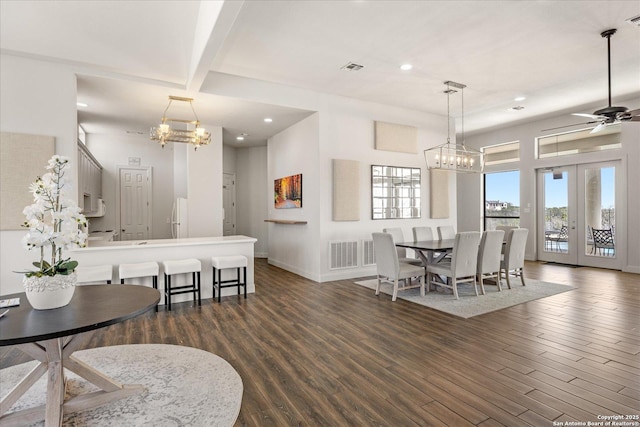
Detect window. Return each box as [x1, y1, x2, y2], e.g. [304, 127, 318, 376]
[484, 170, 520, 230]
[482, 140, 520, 166]
[536, 124, 621, 159]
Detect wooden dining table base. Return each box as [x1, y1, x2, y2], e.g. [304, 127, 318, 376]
[0, 332, 144, 426]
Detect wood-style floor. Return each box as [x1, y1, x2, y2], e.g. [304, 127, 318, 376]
[2, 259, 639, 426]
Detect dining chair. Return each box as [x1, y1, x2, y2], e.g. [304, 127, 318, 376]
[372, 233, 426, 301]
[476, 230, 505, 294]
[495, 226, 517, 242]
[437, 225, 455, 240]
[412, 226, 434, 241]
[500, 228, 529, 289]
[426, 231, 481, 299]
[383, 228, 421, 265]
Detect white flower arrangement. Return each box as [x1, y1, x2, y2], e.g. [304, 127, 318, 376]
[19, 155, 87, 282]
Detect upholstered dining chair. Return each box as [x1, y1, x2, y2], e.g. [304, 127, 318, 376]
[426, 231, 481, 299]
[412, 226, 434, 242]
[437, 225, 455, 240]
[372, 233, 426, 302]
[476, 230, 505, 294]
[500, 228, 529, 289]
[495, 226, 517, 242]
[383, 227, 421, 265]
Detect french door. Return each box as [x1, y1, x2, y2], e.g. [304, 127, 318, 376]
[537, 161, 622, 269]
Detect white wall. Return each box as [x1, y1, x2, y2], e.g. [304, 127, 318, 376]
[267, 114, 321, 279]
[223, 144, 236, 174]
[459, 116, 640, 273]
[236, 146, 268, 257]
[317, 96, 450, 282]
[0, 54, 78, 293]
[187, 125, 224, 237]
[86, 133, 175, 239]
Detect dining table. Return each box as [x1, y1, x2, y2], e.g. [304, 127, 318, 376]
[0, 284, 160, 427]
[396, 239, 455, 265]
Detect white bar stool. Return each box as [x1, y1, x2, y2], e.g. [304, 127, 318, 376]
[162, 259, 201, 311]
[119, 261, 160, 312]
[76, 265, 113, 285]
[211, 255, 247, 303]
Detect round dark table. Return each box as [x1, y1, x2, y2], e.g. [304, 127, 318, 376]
[0, 285, 160, 426]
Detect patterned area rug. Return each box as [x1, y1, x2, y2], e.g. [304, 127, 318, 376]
[354, 278, 574, 319]
[1, 344, 243, 426]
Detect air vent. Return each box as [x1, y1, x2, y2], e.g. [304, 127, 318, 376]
[329, 241, 358, 270]
[340, 62, 365, 71]
[626, 14, 640, 27]
[362, 239, 375, 266]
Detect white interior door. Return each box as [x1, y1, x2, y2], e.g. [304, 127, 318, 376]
[537, 161, 621, 269]
[119, 167, 151, 240]
[223, 173, 236, 236]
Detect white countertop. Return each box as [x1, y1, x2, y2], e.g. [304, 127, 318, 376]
[73, 235, 257, 252]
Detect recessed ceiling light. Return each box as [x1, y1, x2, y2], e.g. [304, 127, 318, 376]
[507, 106, 525, 112]
[264, 118, 273, 123]
[400, 64, 413, 71]
[77, 102, 88, 108]
[514, 96, 526, 102]
[236, 136, 244, 141]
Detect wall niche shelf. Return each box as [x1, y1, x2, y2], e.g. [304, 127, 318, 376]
[264, 219, 308, 225]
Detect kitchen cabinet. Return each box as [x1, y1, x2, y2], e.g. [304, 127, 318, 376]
[77, 142, 103, 213]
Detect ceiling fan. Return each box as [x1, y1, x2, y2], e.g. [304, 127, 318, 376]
[570, 28, 639, 134]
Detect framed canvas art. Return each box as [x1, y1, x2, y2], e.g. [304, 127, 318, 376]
[274, 174, 302, 209]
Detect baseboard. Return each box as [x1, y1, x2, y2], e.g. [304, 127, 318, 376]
[255, 252, 268, 259]
[267, 258, 320, 282]
[319, 266, 378, 283]
[623, 265, 640, 274]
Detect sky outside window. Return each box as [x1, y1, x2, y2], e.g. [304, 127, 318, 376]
[485, 170, 519, 207]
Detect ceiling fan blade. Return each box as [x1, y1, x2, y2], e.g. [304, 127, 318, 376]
[620, 108, 640, 121]
[542, 121, 597, 132]
[572, 113, 601, 119]
[590, 122, 607, 134]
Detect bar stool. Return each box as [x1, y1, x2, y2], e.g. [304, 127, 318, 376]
[119, 261, 159, 312]
[162, 259, 201, 311]
[211, 255, 247, 303]
[76, 264, 113, 285]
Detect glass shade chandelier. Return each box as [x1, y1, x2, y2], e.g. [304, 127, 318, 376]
[150, 96, 211, 150]
[424, 81, 483, 173]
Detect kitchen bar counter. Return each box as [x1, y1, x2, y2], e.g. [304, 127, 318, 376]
[69, 235, 257, 304]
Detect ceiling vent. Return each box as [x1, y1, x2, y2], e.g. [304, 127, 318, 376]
[626, 14, 640, 27]
[340, 62, 365, 71]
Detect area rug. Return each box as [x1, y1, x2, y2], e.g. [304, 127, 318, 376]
[354, 278, 574, 319]
[0, 344, 243, 426]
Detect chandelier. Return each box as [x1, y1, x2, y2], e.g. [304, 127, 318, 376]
[424, 81, 483, 173]
[150, 96, 211, 150]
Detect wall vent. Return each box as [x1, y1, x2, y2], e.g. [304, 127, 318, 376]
[329, 240, 358, 270]
[340, 62, 365, 71]
[362, 239, 375, 266]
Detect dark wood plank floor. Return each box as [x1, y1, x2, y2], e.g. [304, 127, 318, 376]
[2, 259, 639, 426]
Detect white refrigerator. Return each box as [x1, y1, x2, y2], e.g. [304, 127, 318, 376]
[171, 198, 188, 239]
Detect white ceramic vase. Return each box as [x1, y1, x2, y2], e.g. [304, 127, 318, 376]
[23, 272, 77, 310]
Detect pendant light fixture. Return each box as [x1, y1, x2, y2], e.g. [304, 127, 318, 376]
[150, 96, 211, 150]
[424, 81, 483, 173]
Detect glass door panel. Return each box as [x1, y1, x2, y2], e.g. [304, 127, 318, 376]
[577, 162, 621, 269]
[537, 167, 577, 264]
